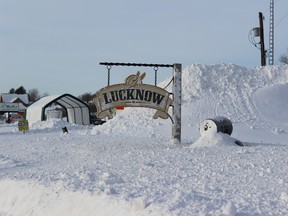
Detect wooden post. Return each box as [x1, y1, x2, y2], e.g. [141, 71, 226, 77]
[172, 64, 182, 144]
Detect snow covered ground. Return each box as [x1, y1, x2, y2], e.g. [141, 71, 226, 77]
[1, 64, 288, 215]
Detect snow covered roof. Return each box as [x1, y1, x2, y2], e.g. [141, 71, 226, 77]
[26, 94, 90, 125]
[29, 95, 63, 107]
[0, 93, 29, 104]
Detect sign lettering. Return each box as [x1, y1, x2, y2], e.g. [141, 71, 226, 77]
[93, 72, 173, 119]
[0, 103, 19, 112]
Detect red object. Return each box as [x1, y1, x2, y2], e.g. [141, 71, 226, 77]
[18, 111, 24, 116]
[116, 106, 125, 110]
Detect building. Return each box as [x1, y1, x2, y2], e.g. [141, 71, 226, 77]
[0, 93, 29, 115]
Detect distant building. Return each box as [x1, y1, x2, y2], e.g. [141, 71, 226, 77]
[0, 93, 29, 114]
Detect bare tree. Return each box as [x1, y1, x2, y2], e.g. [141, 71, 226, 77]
[79, 92, 93, 103]
[88, 102, 97, 113]
[28, 88, 41, 102]
[78, 92, 96, 113]
[280, 54, 288, 65]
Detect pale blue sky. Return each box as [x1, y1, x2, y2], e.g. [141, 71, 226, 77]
[1, 0, 288, 96]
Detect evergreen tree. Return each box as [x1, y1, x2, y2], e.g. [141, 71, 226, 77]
[15, 86, 27, 94]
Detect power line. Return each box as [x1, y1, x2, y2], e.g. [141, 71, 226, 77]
[275, 11, 288, 27]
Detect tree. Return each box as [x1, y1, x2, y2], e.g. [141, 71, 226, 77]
[78, 92, 96, 113]
[88, 102, 97, 113]
[14, 86, 27, 94]
[280, 54, 288, 65]
[9, 88, 15, 94]
[78, 92, 93, 103]
[28, 88, 41, 102]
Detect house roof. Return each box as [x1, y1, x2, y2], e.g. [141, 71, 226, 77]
[1, 93, 29, 104]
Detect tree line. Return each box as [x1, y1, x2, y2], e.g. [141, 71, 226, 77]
[7, 86, 97, 112]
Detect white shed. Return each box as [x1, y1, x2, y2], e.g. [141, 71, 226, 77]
[26, 94, 90, 125]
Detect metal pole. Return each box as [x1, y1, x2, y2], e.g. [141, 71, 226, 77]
[107, 65, 111, 86]
[259, 12, 266, 66]
[172, 64, 182, 144]
[268, 0, 274, 65]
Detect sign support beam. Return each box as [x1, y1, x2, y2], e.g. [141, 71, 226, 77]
[172, 64, 182, 144]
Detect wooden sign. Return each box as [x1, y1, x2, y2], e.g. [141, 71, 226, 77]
[93, 72, 173, 119]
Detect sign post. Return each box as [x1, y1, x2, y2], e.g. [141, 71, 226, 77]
[172, 64, 182, 144]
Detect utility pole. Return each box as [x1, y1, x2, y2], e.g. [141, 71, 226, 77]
[259, 12, 266, 66]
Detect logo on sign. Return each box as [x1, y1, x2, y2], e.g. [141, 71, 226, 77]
[18, 119, 29, 131]
[93, 72, 173, 119]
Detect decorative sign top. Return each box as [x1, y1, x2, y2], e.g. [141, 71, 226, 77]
[93, 72, 173, 119]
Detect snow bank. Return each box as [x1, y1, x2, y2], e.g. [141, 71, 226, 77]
[0, 180, 150, 216]
[191, 132, 242, 148]
[253, 84, 288, 126]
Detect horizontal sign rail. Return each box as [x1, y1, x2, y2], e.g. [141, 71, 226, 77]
[100, 62, 174, 68]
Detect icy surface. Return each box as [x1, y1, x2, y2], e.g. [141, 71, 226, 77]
[1, 64, 288, 215]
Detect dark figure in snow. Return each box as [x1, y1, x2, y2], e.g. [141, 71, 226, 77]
[7, 114, 12, 124]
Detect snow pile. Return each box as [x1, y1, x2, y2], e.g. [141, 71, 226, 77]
[180, 64, 288, 131]
[1, 64, 288, 215]
[192, 132, 242, 148]
[253, 84, 288, 126]
[0, 180, 140, 216]
[90, 107, 162, 138]
[31, 118, 70, 130]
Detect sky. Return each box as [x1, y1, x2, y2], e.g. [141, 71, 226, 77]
[0, 0, 288, 96]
